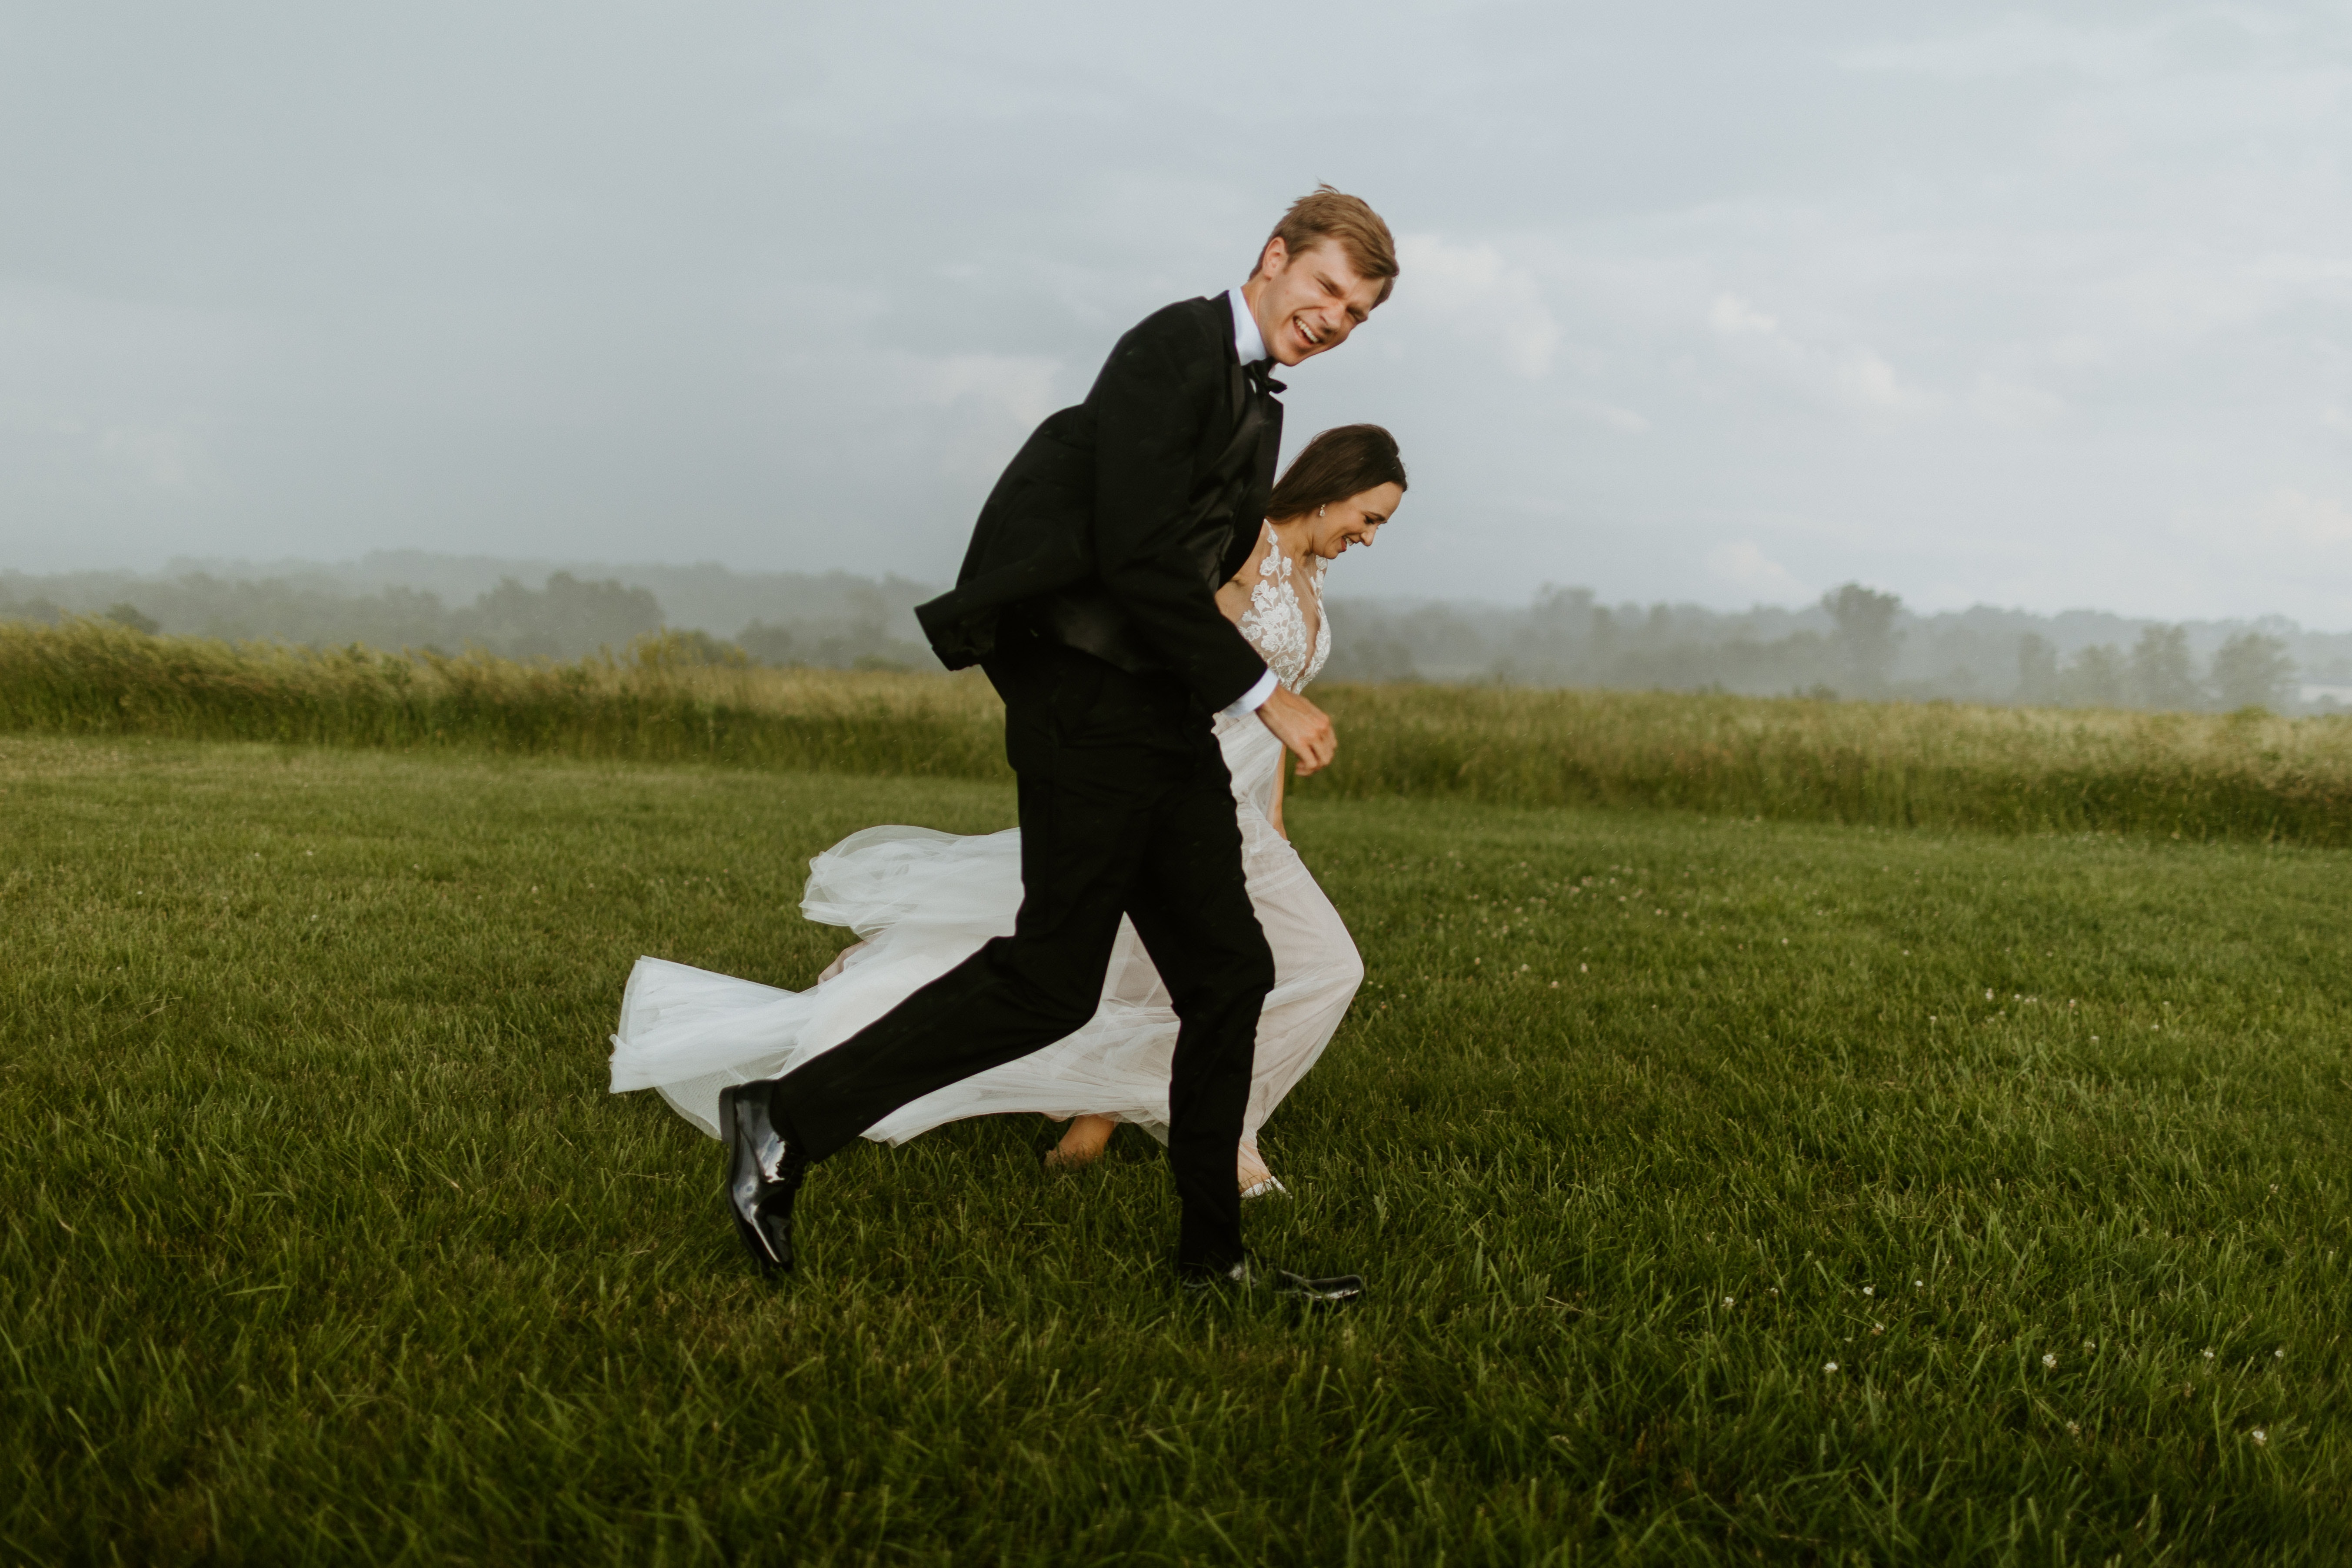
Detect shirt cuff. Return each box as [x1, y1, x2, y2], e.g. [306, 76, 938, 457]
[1220, 668, 1279, 721]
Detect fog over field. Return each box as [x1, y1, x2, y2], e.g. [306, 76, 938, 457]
[5, 5, 2352, 628]
[9, 552, 2349, 715]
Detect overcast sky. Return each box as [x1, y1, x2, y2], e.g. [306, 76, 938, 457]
[4, 2, 2351, 623]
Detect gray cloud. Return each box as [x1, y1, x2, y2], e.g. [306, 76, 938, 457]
[3, 1, 2350, 623]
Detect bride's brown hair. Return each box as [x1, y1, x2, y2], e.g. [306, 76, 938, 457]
[1265, 424, 1408, 523]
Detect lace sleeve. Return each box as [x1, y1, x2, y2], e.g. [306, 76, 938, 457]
[1234, 522, 1320, 691]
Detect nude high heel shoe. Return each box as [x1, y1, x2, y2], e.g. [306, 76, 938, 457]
[1238, 1143, 1288, 1200]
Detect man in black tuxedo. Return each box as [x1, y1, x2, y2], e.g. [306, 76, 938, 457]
[719, 187, 1397, 1297]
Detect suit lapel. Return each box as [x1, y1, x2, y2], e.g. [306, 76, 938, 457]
[1204, 290, 1286, 583]
[1215, 292, 1249, 428]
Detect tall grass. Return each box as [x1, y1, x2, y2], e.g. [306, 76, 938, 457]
[8, 616, 2352, 843]
[1304, 682, 2352, 844]
[0, 619, 1008, 779]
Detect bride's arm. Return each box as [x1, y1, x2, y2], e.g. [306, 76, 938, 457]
[1268, 750, 1288, 838]
[1212, 535, 1269, 627]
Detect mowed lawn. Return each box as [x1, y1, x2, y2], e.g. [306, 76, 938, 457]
[3, 734, 2348, 1565]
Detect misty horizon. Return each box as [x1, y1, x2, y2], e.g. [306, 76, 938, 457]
[10, 549, 2349, 715]
[4, 6, 2352, 626]
[30, 546, 2352, 641]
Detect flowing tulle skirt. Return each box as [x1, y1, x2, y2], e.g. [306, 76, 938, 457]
[608, 715, 1363, 1152]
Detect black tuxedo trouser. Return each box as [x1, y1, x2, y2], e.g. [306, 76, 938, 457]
[765, 641, 1276, 1274]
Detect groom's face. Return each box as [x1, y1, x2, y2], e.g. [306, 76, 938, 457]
[1249, 238, 1385, 367]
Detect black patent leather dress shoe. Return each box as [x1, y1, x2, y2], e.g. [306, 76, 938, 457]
[1272, 1268, 1364, 1305]
[718, 1083, 806, 1275]
[1179, 1258, 1363, 1306]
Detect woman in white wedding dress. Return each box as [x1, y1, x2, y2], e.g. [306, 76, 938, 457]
[608, 425, 1406, 1196]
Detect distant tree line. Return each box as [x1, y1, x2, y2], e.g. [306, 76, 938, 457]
[5, 559, 2347, 712]
[1320, 582, 2342, 714]
[2010, 625, 2299, 712]
[0, 567, 935, 670]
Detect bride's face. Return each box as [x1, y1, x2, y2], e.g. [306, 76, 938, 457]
[1295, 483, 1404, 561]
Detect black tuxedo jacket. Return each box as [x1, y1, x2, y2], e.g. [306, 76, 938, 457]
[914, 293, 1281, 712]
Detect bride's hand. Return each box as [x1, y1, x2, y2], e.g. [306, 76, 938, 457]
[1256, 685, 1335, 775]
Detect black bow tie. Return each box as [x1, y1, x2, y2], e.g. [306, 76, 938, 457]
[1246, 361, 1285, 398]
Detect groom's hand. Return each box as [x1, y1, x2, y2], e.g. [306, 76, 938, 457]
[1256, 686, 1336, 776]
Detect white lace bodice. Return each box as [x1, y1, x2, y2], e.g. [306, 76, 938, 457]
[1233, 521, 1331, 692]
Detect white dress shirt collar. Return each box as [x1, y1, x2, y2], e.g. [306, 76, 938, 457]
[1226, 285, 1268, 366]
[1217, 283, 1279, 719]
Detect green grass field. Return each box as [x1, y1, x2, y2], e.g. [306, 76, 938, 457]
[5, 734, 2349, 1564]
[13, 619, 2352, 846]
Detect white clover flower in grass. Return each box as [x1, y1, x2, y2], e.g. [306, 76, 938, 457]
[2203, 1349, 2215, 1361]
[2252, 1429, 2269, 1446]
[2043, 1353, 2058, 1369]
[1722, 1298, 1734, 1308]
[2275, 1348, 2285, 1360]
[1862, 1285, 1874, 1296]
[1824, 1362, 1839, 1373]
[1913, 1279, 1923, 1289]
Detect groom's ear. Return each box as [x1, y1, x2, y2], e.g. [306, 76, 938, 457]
[1250, 235, 1290, 283]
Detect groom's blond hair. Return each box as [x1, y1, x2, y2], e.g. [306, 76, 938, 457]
[1263, 186, 1398, 304]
